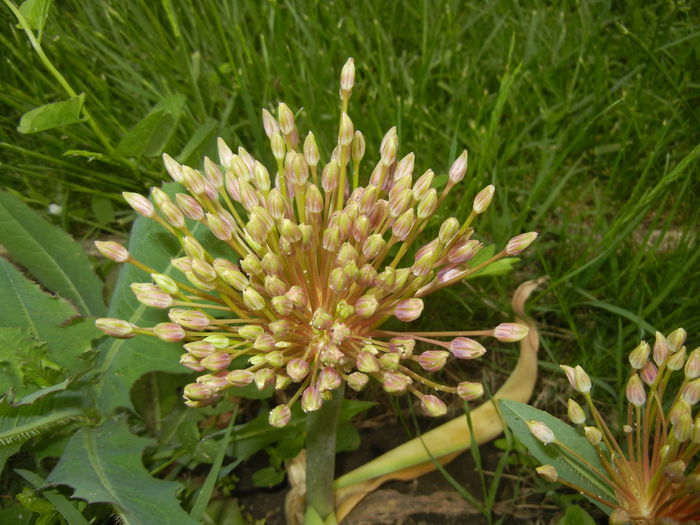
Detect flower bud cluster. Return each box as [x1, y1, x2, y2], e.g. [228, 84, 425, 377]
[95, 59, 535, 428]
[536, 328, 699, 521]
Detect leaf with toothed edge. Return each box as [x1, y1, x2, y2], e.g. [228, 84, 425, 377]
[47, 419, 197, 525]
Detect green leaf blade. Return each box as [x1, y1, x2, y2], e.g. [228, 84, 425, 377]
[0, 191, 106, 316]
[47, 420, 197, 525]
[17, 94, 85, 134]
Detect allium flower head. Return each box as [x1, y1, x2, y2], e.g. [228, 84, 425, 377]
[541, 329, 700, 522]
[95, 59, 534, 426]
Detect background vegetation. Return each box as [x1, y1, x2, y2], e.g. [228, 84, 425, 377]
[1, 0, 698, 522]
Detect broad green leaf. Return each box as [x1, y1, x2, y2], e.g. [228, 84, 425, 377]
[466, 257, 519, 279]
[0, 191, 106, 316]
[252, 466, 285, 487]
[93, 184, 199, 414]
[556, 505, 597, 525]
[47, 420, 197, 525]
[17, 94, 85, 134]
[15, 469, 89, 525]
[116, 94, 186, 157]
[500, 399, 615, 513]
[90, 195, 115, 225]
[17, 0, 52, 32]
[0, 259, 99, 371]
[0, 394, 85, 447]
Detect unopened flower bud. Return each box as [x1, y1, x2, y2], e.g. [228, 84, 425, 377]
[285, 286, 308, 309]
[339, 113, 354, 146]
[379, 352, 400, 370]
[163, 153, 183, 182]
[493, 323, 529, 343]
[640, 360, 658, 385]
[285, 358, 309, 383]
[96, 318, 135, 338]
[202, 351, 233, 371]
[584, 426, 602, 446]
[416, 189, 438, 219]
[527, 420, 555, 444]
[243, 287, 266, 311]
[302, 387, 323, 412]
[394, 298, 424, 322]
[123, 192, 155, 217]
[311, 308, 333, 330]
[136, 290, 173, 309]
[380, 127, 398, 166]
[673, 413, 692, 442]
[169, 309, 210, 330]
[347, 372, 369, 391]
[628, 341, 650, 369]
[667, 328, 687, 353]
[269, 405, 291, 427]
[180, 354, 205, 372]
[421, 395, 447, 417]
[182, 236, 206, 260]
[340, 57, 355, 94]
[472, 184, 495, 214]
[681, 379, 700, 405]
[567, 399, 586, 425]
[392, 209, 415, 241]
[352, 131, 365, 163]
[535, 465, 558, 483]
[317, 367, 342, 392]
[254, 368, 275, 391]
[95, 241, 129, 263]
[667, 347, 686, 371]
[608, 509, 631, 525]
[362, 233, 386, 259]
[415, 350, 449, 372]
[438, 218, 460, 244]
[653, 331, 669, 366]
[382, 371, 412, 393]
[184, 383, 214, 401]
[226, 369, 254, 387]
[183, 341, 215, 359]
[450, 337, 486, 359]
[505, 232, 538, 255]
[457, 381, 484, 401]
[265, 350, 285, 368]
[412, 170, 434, 201]
[151, 273, 178, 295]
[448, 150, 469, 184]
[153, 322, 186, 342]
[685, 348, 700, 379]
[626, 374, 646, 407]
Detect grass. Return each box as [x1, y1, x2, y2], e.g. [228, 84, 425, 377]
[1, 0, 699, 519]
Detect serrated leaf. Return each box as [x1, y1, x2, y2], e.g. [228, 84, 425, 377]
[15, 469, 89, 525]
[0, 191, 106, 316]
[0, 259, 100, 372]
[116, 94, 186, 157]
[17, 94, 85, 134]
[0, 327, 60, 401]
[0, 394, 85, 447]
[93, 184, 202, 414]
[47, 419, 197, 525]
[17, 0, 52, 32]
[499, 399, 616, 513]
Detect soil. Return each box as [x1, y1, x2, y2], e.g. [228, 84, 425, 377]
[233, 410, 575, 525]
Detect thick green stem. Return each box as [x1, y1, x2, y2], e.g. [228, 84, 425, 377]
[305, 384, 345, 521]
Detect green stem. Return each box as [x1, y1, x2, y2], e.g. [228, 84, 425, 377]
[305, 384, 345, 521]
[4, 0, 115, 153]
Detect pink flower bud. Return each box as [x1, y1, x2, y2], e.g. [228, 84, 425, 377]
[347, 372, 369, 391]
[163, 153, 183, 182]
[448, 150, 469, 184]
[95, 318, 135, 338]
[382, 371, 412, 393]
[380, 127, 398, 166]
[302, 386, 323, 412]
[416, 189, 438, 219]
[411, 250, 434, 276]
[493, 323, 529, 342]
[389, 337, 415, 357]
[339, 112, 354, 146]
[421, 395, 447, 417]
[202, 351, 233, 372]
[179, 354, 205, 372]
[254, 368, 275, 391]
[340, 57, 355, 94]
[136, 290, 173, 309]
[415, 350, 449, 372]
[226, 369, 254, 387]
[269, 405, 291, 427]
[286, 359, 310, 383]
[449, 337, 486, 359]
[175, 193, 204, 221]
[472, 184, 495, 214]
[356, 351, 380, 373]
[183, 341, 215, 359]
[448, 240, 482, 264]
[153, 322, 185, 342]
[394, 298, 424, 322]
[184, 383, 214, 401]
[379, 352, 400, 370]
[654, 331, 670, 365]
[685, 348, 700, 379]
[412, 170, 434, 201]
[392, 209, 415, 241]
[168, 309, 210, 330]
[681, 378, 700, 405]
[285, 286, 307, 309]
[277, 102, 295, 135]
[628, 340, 650, 369]
[271, 295, 294, 316]
[625, 374, 646, 407]
[123, 192, 155, 217]
[207, 213, 233, 240]
[95, 240, 129, 263]
[640, 360, 658, 385]
[317, 366, 342, 392]
[505, 232, 538, 255]
[457, 381, 484, 401]
[362, 233, 386, 260]
[527, 420, 555, 444]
